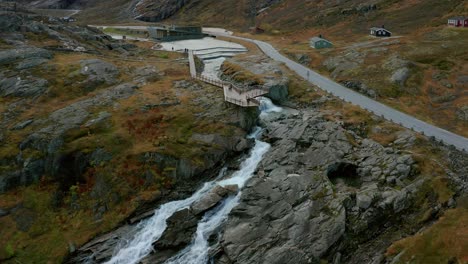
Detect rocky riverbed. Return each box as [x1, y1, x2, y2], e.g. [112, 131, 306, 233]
[69, 97, 467, 263]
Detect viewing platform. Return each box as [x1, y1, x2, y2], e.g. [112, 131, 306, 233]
[188, 50, 268, 107]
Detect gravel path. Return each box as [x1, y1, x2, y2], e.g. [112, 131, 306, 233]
[208, 32, 468, 152]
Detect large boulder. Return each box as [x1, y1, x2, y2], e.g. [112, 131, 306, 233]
[190, 185, 238, 215]
[153, 208, 198, 250]
[266, 78, 289, 103]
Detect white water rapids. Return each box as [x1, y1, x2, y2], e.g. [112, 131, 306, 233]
[103, 98, 281, 264]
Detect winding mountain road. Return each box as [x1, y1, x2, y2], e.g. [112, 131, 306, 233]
[207, 31, 468, 152]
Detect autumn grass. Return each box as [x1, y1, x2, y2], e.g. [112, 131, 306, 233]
[102, 27, 148, 38]
[0, 185, 140, 263]
[221, 61, 264, 85]
[0, 39, 242, 263]
[386, 205, 468, 264]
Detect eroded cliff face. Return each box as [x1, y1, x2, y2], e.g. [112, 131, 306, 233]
[133, 0, 283, 22]
[0, 14, 259, 263]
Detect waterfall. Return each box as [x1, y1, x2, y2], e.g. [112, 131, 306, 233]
[104, 98, 281, 264]
[259, 97, 282, 118]
[164, 98, 280, 264]
[164, 138, 270, 264]
[103, 169, 226, 264]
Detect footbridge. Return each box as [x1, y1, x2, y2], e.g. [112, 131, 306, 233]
[188, 50, 268, 107]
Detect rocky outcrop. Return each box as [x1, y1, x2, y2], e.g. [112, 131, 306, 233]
[154, 185, 238, 250]
[212, 108, 424, 263]
[0, 47, 53, 66]
[79, 59, 119, 86]
[0, 83, 137, 193]
[341, 4, 377, 15]
[134, 0, 282, 22]
[0, 76, 48, 98]
[135, 0, 190, 21]
[218, 173, 345, 264]
[323, 53, 361, 79]
[141, 135, 253, 180]
[341, 80, 377, 98]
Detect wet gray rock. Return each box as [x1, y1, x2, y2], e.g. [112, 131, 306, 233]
[219, 172, 344, 263]
[191, 185, 238, 215]
[266, 77, 289, 103]
[154, 208, 198, 250]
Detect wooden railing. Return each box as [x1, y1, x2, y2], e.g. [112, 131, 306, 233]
[194, 74, 224, 88]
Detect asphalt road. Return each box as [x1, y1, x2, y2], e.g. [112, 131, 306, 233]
[209, 32, 468, 152]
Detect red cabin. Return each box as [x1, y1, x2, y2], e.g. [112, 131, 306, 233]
[448, 16, 468, 27]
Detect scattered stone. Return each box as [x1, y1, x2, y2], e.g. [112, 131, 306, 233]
[11, 119, 33, 130]
[394, 131, 416, 147]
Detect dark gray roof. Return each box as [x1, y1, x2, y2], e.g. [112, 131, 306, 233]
[310, 37, 332, 44]
[448, 16, 467, 20]
[370, 27, 392, 34]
